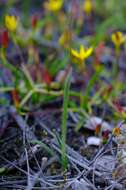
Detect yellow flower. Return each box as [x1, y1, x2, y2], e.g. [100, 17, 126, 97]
[5, 15, 18, 32]
[83, 0, 93, 15]
[59, 30, 72, 48]
[111, 31, 126, 48]
[71, 45, 93, 65]
[112, 127, 121, 136]
[44, 0, 63, 12]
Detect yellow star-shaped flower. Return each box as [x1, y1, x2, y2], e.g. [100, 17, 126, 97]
[111, 31, 126, 48]
[83, 0, 93, 15]
[112, 127, 121, 136]
[5, 15, 18, 32]
[44, 0, 63, 12]
[71, 45, 93, 65]
[59, 30, 72, 48]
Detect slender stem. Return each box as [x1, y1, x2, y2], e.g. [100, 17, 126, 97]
[19, 89, 34, 108]
[22, 64, 34, 88]
[112, 46, 120, 78]
[61, 69, 71, 170]
[0, 87, 14, 92]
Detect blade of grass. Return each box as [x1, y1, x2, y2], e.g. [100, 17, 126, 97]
[22, 64, 34, 89]
[61, 68, 72, 170]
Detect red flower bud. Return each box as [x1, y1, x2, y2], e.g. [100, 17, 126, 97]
[31, 15, 38, 29]
[95, 124, 102, 136]
[11, 89, 20, 108]
[1, 29, 9, 48]
[102, 129, 110, 144]
[42, 69, 52, 85]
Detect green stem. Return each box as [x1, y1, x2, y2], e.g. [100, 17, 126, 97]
[19, 89, 34, 108]
[61, 69, 72, 170]
[0, 87, 14, 92]
[112, 46, 120, 78]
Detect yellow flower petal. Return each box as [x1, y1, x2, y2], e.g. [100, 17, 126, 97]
[80, 45, 85, 57]
[84, 47, 93, 58]
[71, 49, 80, 59]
